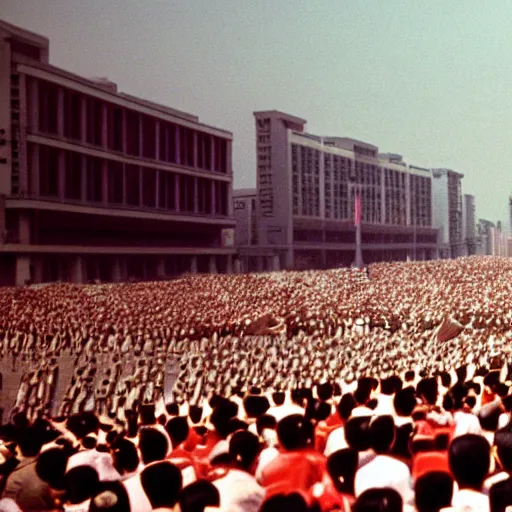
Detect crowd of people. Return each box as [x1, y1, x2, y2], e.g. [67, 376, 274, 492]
[0, 256, 511, 511]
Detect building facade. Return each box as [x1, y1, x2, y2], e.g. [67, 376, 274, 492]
[0, 20, 235, 285]
[462, 193, 476, 255]
[247, 110, 438, 271]
[432, 169, 464, 259]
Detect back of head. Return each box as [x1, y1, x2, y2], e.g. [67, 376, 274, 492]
[138, 403, 156, 426]
[166, 402, 180, 416]
[317, 382, 334, 401]
[243, 395, 270, 418]
[353, 488, 403, 512]
[449, 434, 490, 490]
[417, 378, 438, 406]
[140, 461, 182, 509]
[369, 415, 396, 454]
[64, 465, 100, 505]
[277, 414, 312, 451]
[36, 447, 70, 491]
[494, 431, 512, 472]
[327, 448, 358, 494]
[111, 438, 139, 475]
[229, 430, 261, 471]
[189, 405, 203, 424]
[344, 416, 372, 452]
[89, 482, 131, 512]
[414, 472, 453, 512]
[260, 493, 309, 512]
[256, 414, 277, 436]
[272, 391, 285, 406]
[138, 427, 169, 465]
[393, 388, 417, 417]
[17, 426, 44, 458]
[337, 393, 357, 421]
[179, 480, 220, 512]
[166, 416, 189, 447]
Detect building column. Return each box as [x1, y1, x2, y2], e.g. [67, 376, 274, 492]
[155, 171, 160, 208]
[102, 160, 108, 205]
[175, 126, 181, 165]
[271, 254, 280, 271]
[111, 257, 122, 282]
[175, 174, 180, 212]
[121, 108, 127, 153]
[33, 257, 43, 283]
[208, 255, 217, 274]
[190, 256, 198, 274]
[80, 96, 87, 143]
[155, 121, 160, 160]
[192, 131, 198, 168]
[226, 255, 233, 274]
[157, 257, 165, 278]
[256, 256, 264, 272]
[194, 178, 199, 213]
[138, 114, 143, 157]
[81, 155, 87, 202]
[70, 256, 84, 284]
[57, 87, 64, 137]
[210, 136, 215, 171]
[30, 144, 40, 197]
[15, 256, 31, 286]
[233, 258, 242, 274]
[18, 211, 30, 244]
[211, 181, 216, 215]
[58, 150, 65, 201]
[28, 77, 39, 133]
[101, 104, 108, 148]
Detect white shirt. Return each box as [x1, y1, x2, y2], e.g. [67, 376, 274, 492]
[123, 473, 152, 512]
[267, 403, 304, 422]
[453, 411, 483, 438]
[66, 449, 121, 482]
[451, 488, 489, 512]
[374, 394, 395, 416]
[214, 469, 265, 512]
[355, 454, 413, 504]
[324, 426, 347, 457]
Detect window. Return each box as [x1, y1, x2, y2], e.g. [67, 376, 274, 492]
[86, 156, 103, 203]
[142, 168, 156, 208]
[234, 200, 245, 210]
[107, 160, 124, 204]
[125, 164, 140, 206]
[39, 146, 59, 197]
[64, 151, 82, 200]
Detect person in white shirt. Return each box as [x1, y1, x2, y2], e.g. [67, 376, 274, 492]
[354, 415, 413, 504]
[453, 396, 483, 438]
[449, 434, 491, 512]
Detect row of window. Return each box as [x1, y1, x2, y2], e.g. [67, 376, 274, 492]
[28, 144, 228, 215]
[30, 78, 229, 173]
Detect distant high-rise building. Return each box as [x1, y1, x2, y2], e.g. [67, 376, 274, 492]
[462, 194, 476, 255]
[432, 169, 464, 259]
[241, 110, 438, 271]
[509, 193, 512, 233]
[0, 20, 235, 285]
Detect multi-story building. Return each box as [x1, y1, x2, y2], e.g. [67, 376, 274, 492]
[462, 193, 476, 256]
[249, 110, 437, 271]
[0, 20, 235, 285]
[477, 219, 495, 255]
[432, 169, 464, 259]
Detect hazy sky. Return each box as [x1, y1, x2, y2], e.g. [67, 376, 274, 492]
[4, 0, 512, 227]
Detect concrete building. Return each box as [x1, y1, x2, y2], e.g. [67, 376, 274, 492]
[0, 20, 235, 285]
[461, 193, 476, 256]
[477, 219, 495, 255]
[243, 110, 437, 271]
[432, 169, 464, 259]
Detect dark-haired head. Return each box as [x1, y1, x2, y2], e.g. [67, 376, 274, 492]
[415, 471, 453, 512]
[165, 416, 189, 447]
[179, 480, 220, 512]
[277, 415, 313, 452]
[138, 427, 169, 465]
[64, 465, 100, 505]
[327, 448, 358, 494]
[353, 488, 403, 512]
[449, 434, 490, 490]
[140, 461, 182, 509]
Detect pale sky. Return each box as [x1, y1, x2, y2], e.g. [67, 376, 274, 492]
[4, 0, 512, 228]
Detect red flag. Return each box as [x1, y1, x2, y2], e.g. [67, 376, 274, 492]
[354, 192, 362, 227]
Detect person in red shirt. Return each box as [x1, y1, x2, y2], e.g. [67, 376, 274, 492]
[258, 414, 327, 499]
